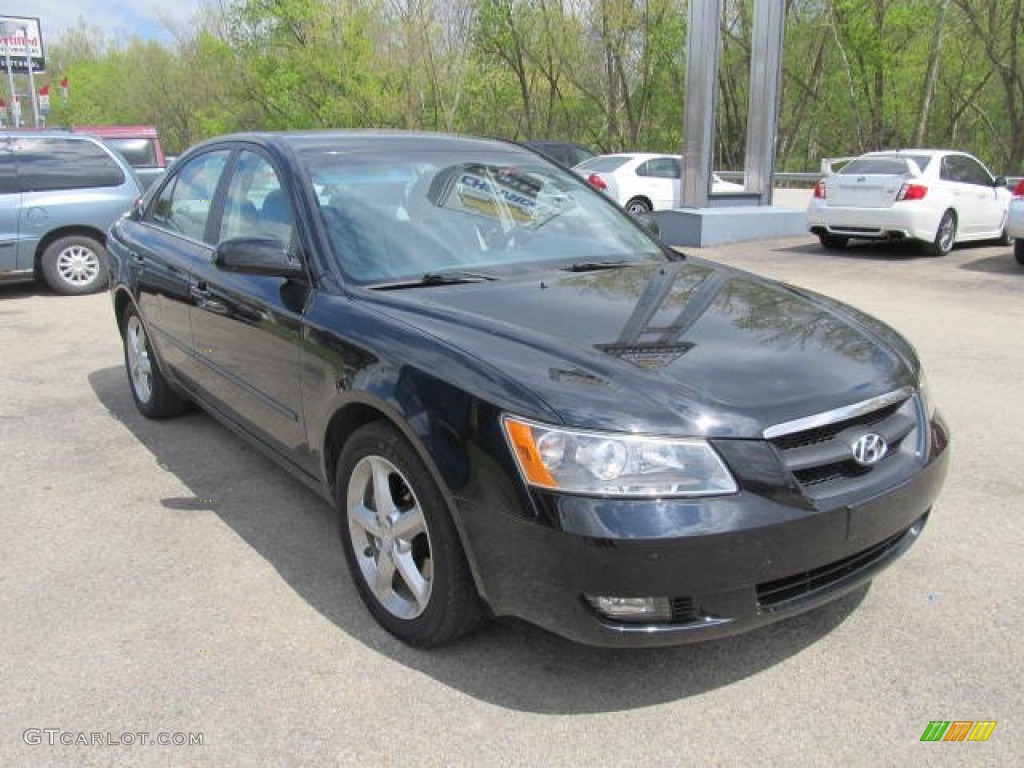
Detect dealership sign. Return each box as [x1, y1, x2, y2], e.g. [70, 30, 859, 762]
[0, 16, 45, 72]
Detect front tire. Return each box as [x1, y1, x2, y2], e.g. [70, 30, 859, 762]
[1015, 238, 1024, 265]
[625, 197, 653, 215]
[41, 235, 108, 295]
[925, 210, 956, 256]
[121, 303, 189, 419]
[338, 422, 483, 647]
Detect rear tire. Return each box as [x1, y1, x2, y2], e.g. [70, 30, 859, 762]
[625, 197, 652, 215]
[1015, 238, 1024, 265]
[337, 422, 483, 647]
[818, 234, 848, 250]
[121, 303, 190, 419]
[40, 235, 108, 295]
[924, 210, 956, 256]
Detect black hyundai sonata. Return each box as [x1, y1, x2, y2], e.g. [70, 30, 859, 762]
[107, 131, 949, 647]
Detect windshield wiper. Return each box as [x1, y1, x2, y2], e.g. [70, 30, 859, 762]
[373, 270, 498, 290]
[563, 260, 635, 272]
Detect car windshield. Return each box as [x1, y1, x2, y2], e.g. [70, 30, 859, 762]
[299, 149, 664, 284]
[840, 155, 932, 175]
[573, 156, 630, 173]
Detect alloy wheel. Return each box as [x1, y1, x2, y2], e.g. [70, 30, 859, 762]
[937, 213, 955, 253]
[346, 455, 433, 620]
[125, 315, 153, 404]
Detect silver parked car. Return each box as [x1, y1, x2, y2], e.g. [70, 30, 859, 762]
[0, 132, 142, 294]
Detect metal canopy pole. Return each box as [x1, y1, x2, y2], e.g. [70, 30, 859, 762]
[22, 26, 40, 128]
[681, 0, 721, 209]
[744, 0, 786, 205]
[1, 23, 17, 127]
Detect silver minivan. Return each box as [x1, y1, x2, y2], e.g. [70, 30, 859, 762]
[0, 132, 142, 295]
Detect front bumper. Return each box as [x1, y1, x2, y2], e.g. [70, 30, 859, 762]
[454, 417, 950, 648]
[807, 200, 941, 243]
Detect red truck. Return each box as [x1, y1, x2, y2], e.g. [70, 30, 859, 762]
[71, 125, 168, 189]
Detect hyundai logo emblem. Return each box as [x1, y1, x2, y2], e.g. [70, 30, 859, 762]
[851, 433, 888, 466]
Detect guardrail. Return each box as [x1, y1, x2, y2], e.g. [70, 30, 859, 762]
[717, 171, 1023, 188]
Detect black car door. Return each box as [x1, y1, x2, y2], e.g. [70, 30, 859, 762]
[124, 148, 232, 382]
[188, 147, 312, 471]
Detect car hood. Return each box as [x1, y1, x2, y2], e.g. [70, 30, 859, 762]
[360, 258, 918, 437]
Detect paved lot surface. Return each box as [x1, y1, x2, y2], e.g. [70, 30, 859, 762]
[1, 235, 1021, 766]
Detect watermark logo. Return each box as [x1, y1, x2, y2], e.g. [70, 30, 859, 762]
[23, 729, 203, 747]
[920, 721, 996, 742]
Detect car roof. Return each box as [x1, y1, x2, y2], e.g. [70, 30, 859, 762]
[525, 140, 592, 150]
[602, 152, 677, 160]
[0, 130, 122, 149]
[188, 130, 528, 156]
[861, 149, 963, 158]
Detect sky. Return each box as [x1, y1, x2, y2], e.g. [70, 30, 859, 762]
[22, 0, 210, 48]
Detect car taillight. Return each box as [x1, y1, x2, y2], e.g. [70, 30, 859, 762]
[896, 183, 928, 201]
[587, 173, 607, 192]
[812, 179, 826, 199]
[1012, 179, 1024, 197]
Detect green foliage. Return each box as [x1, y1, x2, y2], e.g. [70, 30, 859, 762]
[30, 0, 1024, 172]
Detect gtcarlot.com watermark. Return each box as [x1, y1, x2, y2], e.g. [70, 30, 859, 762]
[23, 729, 203, 747]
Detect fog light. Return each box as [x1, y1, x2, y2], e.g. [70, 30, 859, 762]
[585, 595, 671, 623]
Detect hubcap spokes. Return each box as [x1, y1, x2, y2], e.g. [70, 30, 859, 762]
[347, 455, 432, 619]
[57, 245, 99, 285]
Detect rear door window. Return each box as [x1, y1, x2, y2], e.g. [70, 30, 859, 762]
[940, 156, 989, 185]
[952, 155, 993, 186]
[14, 137, 125, 191]
[637, 157, 679, 179]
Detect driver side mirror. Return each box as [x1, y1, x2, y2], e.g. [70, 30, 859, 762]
[214, 237, 305, 279]
[994, 176, 1007, 187]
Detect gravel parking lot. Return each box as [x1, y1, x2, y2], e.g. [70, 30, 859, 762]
[1, 235, 1020, 766]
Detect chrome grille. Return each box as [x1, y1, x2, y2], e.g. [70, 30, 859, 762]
[770, 402, 901, 451]
[765, 388, 922, 498]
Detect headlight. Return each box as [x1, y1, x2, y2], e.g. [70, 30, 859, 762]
[502, 416, 737, 497]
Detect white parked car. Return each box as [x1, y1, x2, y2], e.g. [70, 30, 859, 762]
[807, 149, 1012, 256]
[1007, 179, 1024, 265]
[573, 153, 743, 214]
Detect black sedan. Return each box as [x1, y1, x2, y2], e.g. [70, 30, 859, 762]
[107, 131, 950, 648]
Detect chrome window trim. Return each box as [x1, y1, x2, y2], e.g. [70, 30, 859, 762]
[763, 386, 915, 440]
